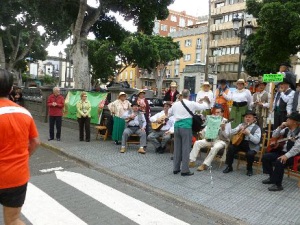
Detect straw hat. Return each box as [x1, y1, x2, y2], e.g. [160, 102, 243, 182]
[236, 79, 246, 84]
[137, 89, 146, 95]
[201, 81, 211, 89]
[170, 82, 177, 87]
[118, 92, 127, 98]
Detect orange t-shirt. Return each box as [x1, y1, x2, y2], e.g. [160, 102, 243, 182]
[0, 99, 39, 189]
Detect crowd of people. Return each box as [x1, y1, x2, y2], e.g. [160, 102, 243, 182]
[1, 63, 300, 224]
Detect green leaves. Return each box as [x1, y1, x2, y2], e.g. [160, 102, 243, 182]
[244, 0, 300, 76]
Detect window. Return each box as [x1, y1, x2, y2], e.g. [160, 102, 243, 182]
[235, 46, 240, 54]
[184, 54, 191, 61]
[185, 39, 192, 47]
[226, 47, 230, 55]
[215, 2, 224, 8]
[196, 53, 201, 62]
[196, 38, 201, 48]
[174, 68, 179, 76]
[170, 26, 177, 33]
[179, 17, 185, 27]
[125, 71, 128, 79]
[214, 18, 223, 24]
[130, 71, 133, 80]
[175, 59, 180, 65]
[187, 20, 193, 26]
[222, 48, 226, 55]
[231, 46, 235, 54]
[161, 24, 167, 31]
[213, 34, 221, 40]
[170, 15, 177, 22]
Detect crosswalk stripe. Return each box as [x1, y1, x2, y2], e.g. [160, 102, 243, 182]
[56, 171, 190, 225]
[22, 183, 87, 225]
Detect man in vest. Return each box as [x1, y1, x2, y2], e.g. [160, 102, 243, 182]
[262, 112, 300, 191]
[292, 79, 300, 113]
[189, 107, 231, 171]
[273, 78, 295, 129]
[223, 111, 261, 176]
[147, 102, 174, 154]
[120, 101, 147, 154]
[251, 82, 270, 131]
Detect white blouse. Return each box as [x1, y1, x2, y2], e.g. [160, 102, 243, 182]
[196, 90, 214, 109]
[231, 89, 252, 110]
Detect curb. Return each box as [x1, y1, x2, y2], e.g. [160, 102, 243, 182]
[41, 142, 247, 225]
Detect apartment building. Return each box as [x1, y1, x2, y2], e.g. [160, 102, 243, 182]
[167, 23, 208, 92]
[209, 0, 257, 82]
[116, 10, 199, 90]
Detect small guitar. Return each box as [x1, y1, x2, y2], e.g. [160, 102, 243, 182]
[231, 120, 257, 146]
[267, 136, 299, 152]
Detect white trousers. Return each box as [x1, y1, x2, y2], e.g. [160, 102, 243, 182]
[189, 139, 227, 166]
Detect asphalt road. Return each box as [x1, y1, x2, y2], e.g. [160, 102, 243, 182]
[1, 147, 228, 225]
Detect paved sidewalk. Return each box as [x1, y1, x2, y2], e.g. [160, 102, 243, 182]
[35, 120, 300, 225]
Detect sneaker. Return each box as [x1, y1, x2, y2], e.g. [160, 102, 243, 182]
[120, 147, 126, 153]
[188, 161, 196, 168]
[138, 147, 146, 154]
[197, 164, 207, 171]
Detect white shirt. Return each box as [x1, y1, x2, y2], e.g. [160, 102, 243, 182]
[149, 111, 175, 131]
[169, 99, 207, 122]
[250, 90, 271, 108]
[232, 89, 252, 110]
[196, 90, 214, 109]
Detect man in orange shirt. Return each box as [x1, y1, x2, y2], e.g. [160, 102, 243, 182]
[0, 69, 40, 225]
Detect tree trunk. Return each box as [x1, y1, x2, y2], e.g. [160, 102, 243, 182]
[0, 37, 6, 69]
[72, 36, 90, 90]
[155, 65, 166, 98]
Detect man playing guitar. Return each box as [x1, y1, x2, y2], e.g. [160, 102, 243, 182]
[223, 111, 261, 176]
[262, 112, 300, 191]
[148, 102, 174, 154]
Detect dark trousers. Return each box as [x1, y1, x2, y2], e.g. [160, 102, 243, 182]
[77, 117, 91, 141]
[49, 116, 62, 139]
[225, 140, 256, 170]
[274, 110, 287, 130]
[262, 151, 294, 185]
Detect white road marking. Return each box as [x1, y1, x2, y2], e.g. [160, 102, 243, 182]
[39, 167, 64, 173]
[22, 183, 87, 225]
[56, 171, 190, 225]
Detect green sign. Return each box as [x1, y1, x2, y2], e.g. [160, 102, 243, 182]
[263, 74, 283, 83]
[204, 115, 222, 140]
[64, 91, 108, 124]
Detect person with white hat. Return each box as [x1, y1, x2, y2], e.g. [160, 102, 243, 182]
[136, 90, 150, 135]
[163, 81, 179, 103]
[108, 92, 131, 145]
[196, 81, 214, 116]
[230, 79, 252, 128]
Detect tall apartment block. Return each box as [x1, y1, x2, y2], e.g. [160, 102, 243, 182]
[209, 0, 256, 82]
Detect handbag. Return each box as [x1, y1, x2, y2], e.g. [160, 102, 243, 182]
[181, 100, 203, 132]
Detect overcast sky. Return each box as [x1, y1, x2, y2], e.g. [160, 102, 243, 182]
[47, 0, 209, 56]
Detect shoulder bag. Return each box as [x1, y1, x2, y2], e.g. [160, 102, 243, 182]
[181, 100, 203, 132]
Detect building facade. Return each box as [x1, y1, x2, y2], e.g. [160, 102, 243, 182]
[208, 0, 257, 82]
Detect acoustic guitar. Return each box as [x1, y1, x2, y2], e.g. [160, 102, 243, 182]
[151, 115, 169, 131]
[231, 120, 256, 146]
[267, 136, 299, 152]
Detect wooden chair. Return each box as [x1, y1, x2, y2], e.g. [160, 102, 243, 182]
[95, 118, 108, 141]
[236, 133, 267, 174]
[126, 134, 140, 147]
[286, 155, 300, 188]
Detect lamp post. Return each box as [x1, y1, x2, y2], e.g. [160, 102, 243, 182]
[232, 14, 253, 79]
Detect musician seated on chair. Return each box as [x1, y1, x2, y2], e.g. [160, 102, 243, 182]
[261, 112, 300, 191]
[189, 107, 231, 171]
[147, 101, 175, 154]
[223, 111, 261, 176]
[120, 101, 147, 154]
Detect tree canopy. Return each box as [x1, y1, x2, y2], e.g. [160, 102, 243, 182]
[244, 0, 300, 76]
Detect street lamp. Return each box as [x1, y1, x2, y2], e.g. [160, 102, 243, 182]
[232, 13, 253, 79]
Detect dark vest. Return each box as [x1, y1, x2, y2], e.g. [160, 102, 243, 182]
[275, 89, 292, 112]
[284, 127, 300, 151]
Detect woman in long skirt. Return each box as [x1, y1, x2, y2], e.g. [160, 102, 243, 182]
[230, 79, 252, 128]
[108, 92, 131, 145]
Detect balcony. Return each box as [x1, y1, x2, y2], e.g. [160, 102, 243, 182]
[211, 2, 246, 16]
[210, 21, 234, 32]
[209, 54, 239, 64]
[210, 37, 240, 48]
